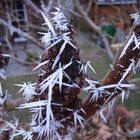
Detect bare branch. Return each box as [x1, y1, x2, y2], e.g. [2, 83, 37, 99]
[72, 0, 114, 60]
[24, 0, 41, 14]
[79, 24, 140, 120]
[85, 0, 93, 14]
[0, 18, 45, 50]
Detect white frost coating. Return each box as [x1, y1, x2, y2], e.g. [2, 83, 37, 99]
[46, 84, 54, 136]
[40, 61, 72, 93]
[119, 29, 140, 59]
[84, 76, 134, 103]
[97, 107, 107, 123]
[130, 12, 140, 25]
[109, 64, 114, 71]
[52, 41, 67, 69]
[84, 61, 96, 74]
[51, 6, 69, 31]
[41, 11, 56, 37]
[0, 82, 2, 96]
[119, 33, 134, 59]
[62, 32, 77, 50]
[33, 60, 49, 71]
[0, 68, 6, 79]
[32, 120, 64, 140]
[117, 61, 134, 86]
[17, 100, 48, 109]
[108, 98, 115, 112]
[0, 83, 7, 106]
[121, 90, 126, 103]
[11, 129, 33, 140]
[15, 82, 37, 101]
[39, 32, 51, 46]
[73, 108, 85, 128]
[117, 64, 124, 68]
[1, 54, 11, 57]
[45, 37, 62, 51]
[6, 120, 33, 140]
[129, 59, 136, 74]
[133, 32, 140, 50]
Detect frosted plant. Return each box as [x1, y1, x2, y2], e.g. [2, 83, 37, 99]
[16, 7, 140, 140]
[73, 108, 85, 128]
[17, 7, 85, 139]
[117, 60, 136, 86]
[131, 11, 140, 25]
[96, 106, 108, 123]
[51, 6, 69, 31]
[119, 31, 140, 59]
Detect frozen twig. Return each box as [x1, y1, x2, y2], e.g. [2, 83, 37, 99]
[79, 13, 140, 120]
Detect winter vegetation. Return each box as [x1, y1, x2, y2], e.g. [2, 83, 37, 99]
[1, 0, 140, 140]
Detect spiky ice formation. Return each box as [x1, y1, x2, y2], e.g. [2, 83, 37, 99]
[17, 7, 85, 139]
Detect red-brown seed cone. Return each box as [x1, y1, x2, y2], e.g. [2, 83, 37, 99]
[32, 27, 85, 137]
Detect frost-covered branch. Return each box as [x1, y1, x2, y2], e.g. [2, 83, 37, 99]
[15, 6, 140, 140]
[80, 13, 140, 120]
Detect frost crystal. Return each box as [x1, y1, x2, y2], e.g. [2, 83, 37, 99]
[0, 68, 6, 79]
[0, 83, 7, 106]
[15, 82, 37, 101]
[51, 6, 69, 31]
[97, 106, 107, 123]
[130, 12, 140, 25]
[41, 11, 56, 37]
[11, 129, 33, 140]
[73, 109, 85, 128]
[18, 6, 85, 139]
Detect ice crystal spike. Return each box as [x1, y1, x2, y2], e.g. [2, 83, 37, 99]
[41, 11, 56, 37]
[51, 6, 69, 31]
[15, 82, 37, 101]
[73, 109, 85, 128]
[0, 83, 7, 106]
[131, 12, 140, 25]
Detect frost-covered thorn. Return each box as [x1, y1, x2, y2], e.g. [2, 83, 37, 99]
[84, 61, 96, 74]
[33, 60, 49, 71]
[117, 64, 124, 68]
[119, 33, 134, 59]
[133, 32, 140, 50]
[117, 62, 133, 86]
[121, 90, 126, 103]
[38, 32, 51, 46]
[130, 11, 140, 25]
[40, 10, 56, 37]
[0, 83, 7, 106]
[109, 64, 114, 71]
[129, 58, 136, 74]
[52, 41, 67, 69]
[73, 108, 85, 128]
[0, 69, 6, 79]
[97, 107, 107, 123]
[51, 6, 69, 31]
[15, 82, 37, 101]
[1, 54, 11, 58]
[108, 98, 115, 112]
